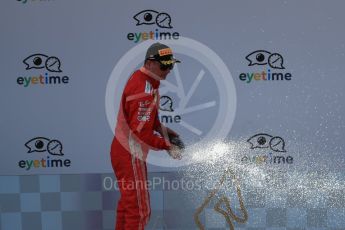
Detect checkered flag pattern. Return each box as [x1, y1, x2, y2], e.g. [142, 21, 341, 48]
[0, 171, 345, 230]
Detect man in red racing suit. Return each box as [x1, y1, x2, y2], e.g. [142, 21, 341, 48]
[110, 43, 182, 230]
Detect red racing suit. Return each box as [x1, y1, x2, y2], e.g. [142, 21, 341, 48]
[110, 67, 170, 230]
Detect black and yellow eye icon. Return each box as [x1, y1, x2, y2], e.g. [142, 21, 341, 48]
[245, 50, 271, 66]
[23, 54, 62, 72]
[245, 50, 285, 69]
[133, 10, 173, 28]
[247, 133, 287, 152]
[247, 133, 273, 149]
[23, 54, 48, 70]
[25, 137, 64, 156]
[25, 137, 50, 153]
[133, 10, 159, 26]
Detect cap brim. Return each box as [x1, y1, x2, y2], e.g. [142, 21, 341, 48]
[146, 56, 180, 63]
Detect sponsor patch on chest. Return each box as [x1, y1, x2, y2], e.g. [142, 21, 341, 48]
[145, 81, 153, 94]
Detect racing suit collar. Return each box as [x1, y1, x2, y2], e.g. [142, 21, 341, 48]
[140, 67, 161, 87]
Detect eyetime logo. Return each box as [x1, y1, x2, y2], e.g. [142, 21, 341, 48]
[241, 133, 294, 166]
[17, 0, 54, 4]
[18, 137, 72, 171]
[17, 53, 70, 87]
[239, 50, 292, 83]
[159, 95, 182, 123]
[127, 10, 180, 43]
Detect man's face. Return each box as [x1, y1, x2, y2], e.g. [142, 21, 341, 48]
[146, 60, 171, 80]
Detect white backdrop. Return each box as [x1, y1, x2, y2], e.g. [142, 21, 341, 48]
[1, 0, 344, 175]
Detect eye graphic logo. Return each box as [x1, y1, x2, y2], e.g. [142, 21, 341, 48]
[245, 50, 285, 69]
[19, 137, 71, 170]
[243, 133, 294, 166]
[18, 53, 69, 87]
[159, 96, 174, 112]
[25, 137, 64, 156]
[133, 10, 173, 29]
[128, 10, 180, 43]
[239, 50, 292, 83]
[23, 54, 62, 72]
[247, 133, 286, 152]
